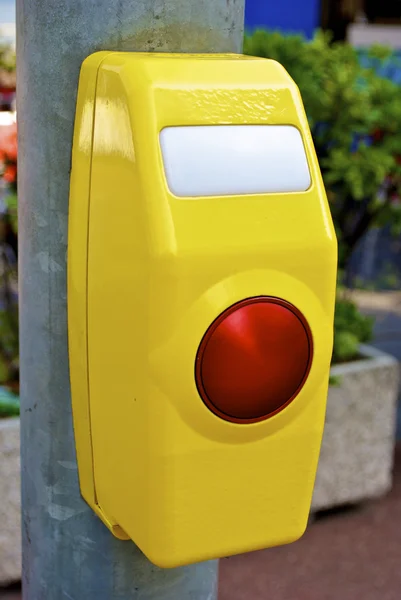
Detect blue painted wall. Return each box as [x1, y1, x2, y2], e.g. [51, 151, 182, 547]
[245, 0, 321, 38]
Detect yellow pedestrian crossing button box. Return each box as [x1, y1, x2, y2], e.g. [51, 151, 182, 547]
[68, 51, 337, 568]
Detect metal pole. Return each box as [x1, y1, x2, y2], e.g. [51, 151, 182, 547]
[16, 1, 245, 598]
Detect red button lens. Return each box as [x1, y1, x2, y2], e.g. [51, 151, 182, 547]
[195, 297, 313, 423]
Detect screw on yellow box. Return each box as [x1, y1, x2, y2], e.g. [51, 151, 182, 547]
[68, 51, 337, 568]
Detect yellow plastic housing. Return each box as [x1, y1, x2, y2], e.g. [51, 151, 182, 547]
[68, 52, 337, 568]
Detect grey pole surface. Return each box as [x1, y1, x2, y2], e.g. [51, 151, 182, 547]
[16, 1, 245, 598]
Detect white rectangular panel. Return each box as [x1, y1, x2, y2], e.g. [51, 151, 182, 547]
[159, 125, 311, 197]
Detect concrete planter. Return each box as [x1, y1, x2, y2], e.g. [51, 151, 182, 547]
[312, 344, 399, 512]
[0, 417, 21, 584]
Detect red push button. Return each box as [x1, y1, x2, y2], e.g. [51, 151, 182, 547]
[195, 297, 313, 423]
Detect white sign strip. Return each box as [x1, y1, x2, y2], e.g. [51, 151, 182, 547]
[159, 125, 311, 198]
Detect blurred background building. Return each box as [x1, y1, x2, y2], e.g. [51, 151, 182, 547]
[245, 0, 401, 48]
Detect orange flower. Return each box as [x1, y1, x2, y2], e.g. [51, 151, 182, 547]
[0, 123, 17, 163]
[3, 163, 16, 184]
[2, 133, 17, 162]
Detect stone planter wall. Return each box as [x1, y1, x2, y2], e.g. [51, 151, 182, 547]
[0, 417, 20, 584]
[312, 344, 400, 512]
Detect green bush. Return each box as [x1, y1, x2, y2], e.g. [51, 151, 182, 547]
[0, 386, 19, 418]
[332, 294, 374, 363]
[244, 29, 382, 371]
[244, 30, 401, 273]
[0, 37, 18, 415]
[0, 37, 16, 73]
[0, 126, 18, 397]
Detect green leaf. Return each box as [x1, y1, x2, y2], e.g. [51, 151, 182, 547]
[329, 374, 342, 387]
[0, 387, 19, 418]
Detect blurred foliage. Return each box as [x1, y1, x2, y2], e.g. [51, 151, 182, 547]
[353, 262, 401, 291]
[244, 30, 384, 371]
[0, 385, 19, 418]
[328, 374, 342, 387]
[0, 72, 18, 411]
[0, 37, 15, 72]
[244, 30, 401, 273]
[4, 191, 17, 233]
[332, 291, 374, 363]
[0, 126, 17, 192]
